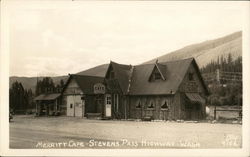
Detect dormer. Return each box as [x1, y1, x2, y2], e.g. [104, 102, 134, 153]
[149, 60, 166, 82]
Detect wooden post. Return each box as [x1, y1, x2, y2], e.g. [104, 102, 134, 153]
[36, 102, 38, 115]
[55, 99, 57, 113]
[124, 97, 127, 120]
[214, 106, 217, 120]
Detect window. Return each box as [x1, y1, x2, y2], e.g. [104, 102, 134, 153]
[154, 72, 161, 80]
[189, 73, 194, 81]
[70, 104, 73, 108]
[106, 95, 111, 105]
[136, 101, 141, 109]
[161, 101, 169, 110]
[147, 101, 155, 109]
[114, 94, 119, 112]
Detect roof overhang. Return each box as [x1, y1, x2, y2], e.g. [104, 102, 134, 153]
[185, 93, 205, 104]
[34, 93, 61, 101]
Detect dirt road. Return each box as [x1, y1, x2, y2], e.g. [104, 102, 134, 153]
[9, 116, 242, 149]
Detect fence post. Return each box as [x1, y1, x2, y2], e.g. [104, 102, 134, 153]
[214, 106, 217, 120]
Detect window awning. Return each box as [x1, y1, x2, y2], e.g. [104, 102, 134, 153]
[185, 93, 205, 104]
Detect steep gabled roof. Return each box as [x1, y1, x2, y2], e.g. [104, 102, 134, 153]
[104, 58, 208, 95]
[129, 58, 195, 95]
[105, 61, 132, 94]
[62, 74, 104, 94]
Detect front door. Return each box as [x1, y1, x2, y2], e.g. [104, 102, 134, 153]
[67, 95, 84, 117]
[105, 94, 112, 117]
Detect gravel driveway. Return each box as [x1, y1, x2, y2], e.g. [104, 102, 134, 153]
[10, 115, 242, 149]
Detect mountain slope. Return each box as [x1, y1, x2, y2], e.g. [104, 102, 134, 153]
[9, 31, 242, 91]
[144, 31, 242, 68]
[9, 64, 109, 92]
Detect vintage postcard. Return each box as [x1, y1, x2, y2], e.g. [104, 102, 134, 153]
[0, 0, 249, 156]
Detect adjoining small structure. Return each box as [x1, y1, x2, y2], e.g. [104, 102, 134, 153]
[34, 93, 61, 116]
[61, 75, 104, 118]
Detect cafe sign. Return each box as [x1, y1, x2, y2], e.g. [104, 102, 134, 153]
[94, 83, 105, 94]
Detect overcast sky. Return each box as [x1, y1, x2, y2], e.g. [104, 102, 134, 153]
[7, 1, 246, 77]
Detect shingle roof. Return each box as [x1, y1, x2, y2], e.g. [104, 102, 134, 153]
[63, 75, 104, 94]
[129, 58, 199, 95]
[34, 93, 61, 101]
[106, 61, 132, 94]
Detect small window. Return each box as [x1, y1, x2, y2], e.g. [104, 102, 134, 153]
[106, 95, 111, 105]
[161, 101, 169, 110]
[189, 73, 194, 81]
[70, 104, 73, 108]
[136, 101, 141, 109]
[154, 72, 161, 80]
[147, 101, 154, 109]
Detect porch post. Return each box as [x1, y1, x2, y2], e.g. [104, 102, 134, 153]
[36, 101, 38, 115]
[124, 97, 127, 119]
[55, 99, 57, 113]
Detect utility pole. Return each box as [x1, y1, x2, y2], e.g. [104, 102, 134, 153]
[216, 69, 220, 85]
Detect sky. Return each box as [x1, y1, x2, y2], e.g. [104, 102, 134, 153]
[6, 1, 247, 77]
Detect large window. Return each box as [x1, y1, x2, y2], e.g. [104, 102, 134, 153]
[114, 94, 119, 112]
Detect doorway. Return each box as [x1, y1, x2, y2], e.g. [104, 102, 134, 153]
[105, 94, 112, 117]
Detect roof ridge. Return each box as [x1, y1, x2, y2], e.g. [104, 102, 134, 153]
[110, 61, 131, 67]
[71, 74, 104, 78]
[137, 57, 194, 66]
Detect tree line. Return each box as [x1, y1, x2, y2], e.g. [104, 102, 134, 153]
[201, 53, 242, 107]
[201, 53, 242, 73]
[9, 77, 65, 114]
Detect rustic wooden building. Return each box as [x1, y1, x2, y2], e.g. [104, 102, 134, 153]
[61, 75, 105, 118]
[104, 58, 209, 120]
[61, 58, 208, 120]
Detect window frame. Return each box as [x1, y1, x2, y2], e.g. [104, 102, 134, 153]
[106, 95, 112, 105]
[161, 100, 169, 111]
[154, 72, 162, 80]
[147, 100, 155, 110]
[135, 100, 142, 109]
[189, 72, 194, 81]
